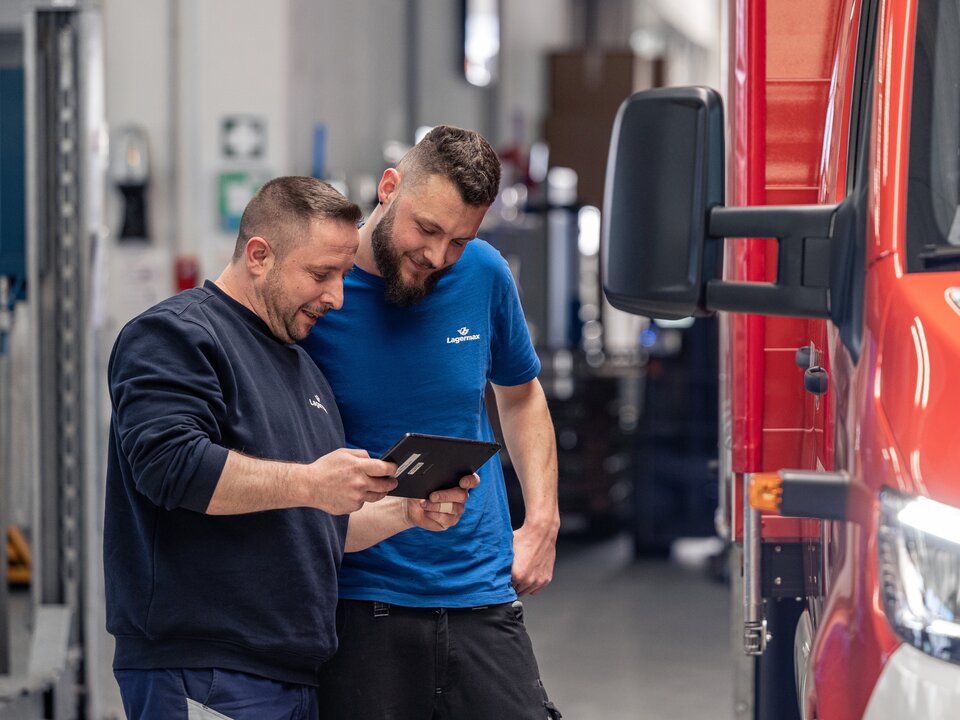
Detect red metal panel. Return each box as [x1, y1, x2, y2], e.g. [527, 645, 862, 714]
[764, 188, 819, 205]
[766, 80, 833, 189]
[761, 349, 805, 429]
[767, 0, 845, 78]
[763, 314, 808, 348]
[726, 0, 849, 544]
[726, 0, 767, 475]
[765, 0, 842, 483]
[818, 0, 862, 204]
[761, 0, 839, 490]
[813, 1, 923, 715]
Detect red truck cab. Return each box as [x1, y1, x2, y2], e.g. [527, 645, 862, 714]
[601, 0, 960, 717]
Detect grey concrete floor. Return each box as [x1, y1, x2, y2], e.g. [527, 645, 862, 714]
[523, 533, 735, 720]
[3, 533, 735, 719]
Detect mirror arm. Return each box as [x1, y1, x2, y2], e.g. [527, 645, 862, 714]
[703, 204, 840, 318]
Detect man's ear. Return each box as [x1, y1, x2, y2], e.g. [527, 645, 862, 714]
[245, 236, 274, 277]
[378, 168, 401, 206]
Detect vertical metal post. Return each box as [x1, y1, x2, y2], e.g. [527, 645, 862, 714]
[56, 17, 82, 620]
[24, 5, 107, 715]
[27, 2, 84, 624]
[743, 472, 767, 655]
[77, 8, 110, 715]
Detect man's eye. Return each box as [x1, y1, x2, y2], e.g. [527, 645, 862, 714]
[313, 273, 329, 282]
[418, 225, 437, 236]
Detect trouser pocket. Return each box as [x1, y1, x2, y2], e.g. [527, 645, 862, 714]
[537, 678, 563, 719]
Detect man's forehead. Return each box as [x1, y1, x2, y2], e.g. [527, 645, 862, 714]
[402, 172, 461, 203]
[285, 222, 357, 269]
[402, 177, 488, 235]
[301, 246, 356, 273]
[311, 218, 359, 248]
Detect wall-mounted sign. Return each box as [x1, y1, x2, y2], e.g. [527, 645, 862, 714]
[221, 115, 267, 160]
[218, 171, 269, 233]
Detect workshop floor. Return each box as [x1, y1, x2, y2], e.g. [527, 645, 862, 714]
[524, 533, 735, 720]
[4, 533, 735, 719]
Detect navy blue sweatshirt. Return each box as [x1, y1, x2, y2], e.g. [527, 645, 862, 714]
[104, 281, 347, 686]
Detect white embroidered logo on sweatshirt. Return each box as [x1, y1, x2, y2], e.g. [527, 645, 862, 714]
[309, 394, 328, 413]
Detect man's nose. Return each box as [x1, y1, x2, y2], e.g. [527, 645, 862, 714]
[325, 282, 344, 311]
[422, 239, 450, 269]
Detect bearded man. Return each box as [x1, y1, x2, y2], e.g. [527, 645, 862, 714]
[302, 126, 562, 720]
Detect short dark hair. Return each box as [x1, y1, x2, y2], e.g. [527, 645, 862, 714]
[397, 125, 501, 206]
[233, 176, 362, 260]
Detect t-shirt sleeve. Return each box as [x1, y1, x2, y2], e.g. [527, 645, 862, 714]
[489, 253, 541, 386]
[108, 310, 229, 513]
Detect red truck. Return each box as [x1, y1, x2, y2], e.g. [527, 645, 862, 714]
[602, 0, 960, 717]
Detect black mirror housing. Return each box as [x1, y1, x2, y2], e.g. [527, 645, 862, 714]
[601, 87, 724, 320]
[602, 86, 847, 324]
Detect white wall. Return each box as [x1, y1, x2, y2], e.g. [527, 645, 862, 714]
[0, 1, 24, 31]
[31, 0, 716, 339]
[646, 0, 721, 87]
[287, 0, 408, 199]
[98, 0, 293, 335]
[287, 0, 572, 194]
[415, 0, 489, 136]
[499, 0, 570, 148]
[101, 0, 174, 340]
[178, 0, 291, 278]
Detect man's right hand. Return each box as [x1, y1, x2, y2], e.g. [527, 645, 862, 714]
[307, 448, 398, 515]
[205, 448, 397, 516]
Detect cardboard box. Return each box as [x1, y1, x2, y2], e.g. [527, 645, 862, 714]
[544, 51, 665, 207]
[544, 112, 617, 209]
[548, 51, 635, 116]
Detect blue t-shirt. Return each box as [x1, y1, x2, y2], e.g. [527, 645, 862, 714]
[301, 239, 540, 607]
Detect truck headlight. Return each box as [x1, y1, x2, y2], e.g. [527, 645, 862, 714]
[878, 488, 960, 664]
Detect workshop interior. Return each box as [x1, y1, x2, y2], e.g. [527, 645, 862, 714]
[5, 0, 960, 718]
[0, 3, 718, 715]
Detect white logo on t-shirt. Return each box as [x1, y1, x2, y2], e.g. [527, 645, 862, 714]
[309, 394, 328, 413]
[447, 326, 481, 344]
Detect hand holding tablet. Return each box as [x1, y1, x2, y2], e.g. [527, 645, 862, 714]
[380, 433, 501, 499]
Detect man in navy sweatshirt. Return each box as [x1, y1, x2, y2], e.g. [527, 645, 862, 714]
[104, 176, 478, 720]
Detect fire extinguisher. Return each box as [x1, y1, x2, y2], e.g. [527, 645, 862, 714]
[174, 256, 199, 292]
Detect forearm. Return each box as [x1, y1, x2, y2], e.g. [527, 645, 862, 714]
[344, 497, 413, 552]
[205, 450, 308, 514]
[494, 381, 560, 533]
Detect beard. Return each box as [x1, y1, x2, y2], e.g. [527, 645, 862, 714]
[371, 204, 450, 307]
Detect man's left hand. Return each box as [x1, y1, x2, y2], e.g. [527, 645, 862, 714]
[511, 523, 558, 596]
[404, 473, 480, 531]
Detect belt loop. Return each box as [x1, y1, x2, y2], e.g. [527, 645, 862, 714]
[373, 601, 390, 618]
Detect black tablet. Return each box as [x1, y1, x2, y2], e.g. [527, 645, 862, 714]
[380, 433, 501, 499]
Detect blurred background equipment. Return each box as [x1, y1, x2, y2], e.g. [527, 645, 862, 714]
[1, 0, 725, 717]
[109, 124, 150, 240]
[2, 3, 112, 717]
[631, 317, 719, 555]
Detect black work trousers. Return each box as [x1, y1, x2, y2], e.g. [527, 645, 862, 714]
[316, 599, 561, 720]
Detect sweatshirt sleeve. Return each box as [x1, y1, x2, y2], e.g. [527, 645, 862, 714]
[108, 309, 230, 513]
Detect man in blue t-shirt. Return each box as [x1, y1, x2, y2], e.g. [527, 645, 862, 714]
[302, 126, 562, 719]
[105, 176, 477, 720]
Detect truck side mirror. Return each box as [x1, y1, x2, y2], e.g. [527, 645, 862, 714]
[602, 87, 724, 320]
[603, 87, 850, 323]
